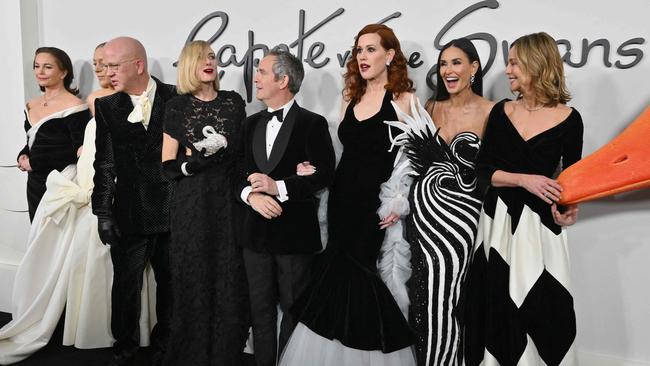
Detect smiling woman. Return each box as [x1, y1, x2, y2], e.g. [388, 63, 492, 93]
[0, 43, 115, 365]
[464, 32, 584, 366]
[398, 37, 494, 366]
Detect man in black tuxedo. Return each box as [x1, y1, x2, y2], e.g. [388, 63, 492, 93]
[239, 47, 335, 366]
[92, 36, 175, 366]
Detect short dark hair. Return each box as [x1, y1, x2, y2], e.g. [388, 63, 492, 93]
[267, 46, 304, 95]
[34, 46, 78, 95]
[434, 38, 483, 101]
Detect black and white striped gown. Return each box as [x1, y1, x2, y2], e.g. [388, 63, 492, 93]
[405, 130, 483, 366]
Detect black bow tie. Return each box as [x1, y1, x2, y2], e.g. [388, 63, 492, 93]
[260, 109, 284, 123]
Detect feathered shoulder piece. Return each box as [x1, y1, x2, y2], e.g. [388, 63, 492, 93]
[385, 97, 451, 176]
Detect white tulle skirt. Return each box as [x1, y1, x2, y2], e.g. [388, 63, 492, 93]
[279, 323, 416, 366]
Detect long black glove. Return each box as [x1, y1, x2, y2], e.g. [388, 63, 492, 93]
[185, 148, 212, 174]
[97, 216, 121, 246]
[162, 148, 212, 180]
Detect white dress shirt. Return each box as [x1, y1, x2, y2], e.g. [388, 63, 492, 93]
[241, 99, 294, 204]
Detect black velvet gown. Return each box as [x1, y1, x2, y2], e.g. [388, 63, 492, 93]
[162, 91, 250, 366]
[287, 90, 414, 363]
[20, 105, 90, 221]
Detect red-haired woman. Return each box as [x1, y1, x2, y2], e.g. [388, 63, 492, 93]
[279, 24, 416, 366]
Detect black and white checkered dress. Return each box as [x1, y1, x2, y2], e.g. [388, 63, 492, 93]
[464, 100, 584, 366]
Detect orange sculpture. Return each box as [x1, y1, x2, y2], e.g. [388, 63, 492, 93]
[558, 105, 650, 204]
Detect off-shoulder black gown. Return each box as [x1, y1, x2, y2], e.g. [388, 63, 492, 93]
[19, 105, 90, 221]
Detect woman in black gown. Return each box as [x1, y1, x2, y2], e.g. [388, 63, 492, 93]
[464, 32, 582, 366]
[17, 47, 90, 221]
[281, 24, 416, 366]
[161, 40, 249, 366]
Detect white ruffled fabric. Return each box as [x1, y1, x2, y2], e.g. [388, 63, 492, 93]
[0, 120, 157, 365]
[377, 96, 437, 316]
[377, 151, 413, 316]
[279, 323, 416, 366]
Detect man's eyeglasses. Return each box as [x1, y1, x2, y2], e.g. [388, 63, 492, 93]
[103, 58, 138, 72]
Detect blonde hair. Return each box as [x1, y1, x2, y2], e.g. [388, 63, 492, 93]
[511, 32, 571, 106]
[176, 40, 219, 94]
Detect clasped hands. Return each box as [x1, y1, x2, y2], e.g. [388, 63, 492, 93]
[247, 161, 317, 220]
[519, 174, 579, 226]
[247, 172, 282, 220]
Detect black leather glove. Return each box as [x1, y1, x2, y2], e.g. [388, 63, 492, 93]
[162, 159, 184, 181]
[162, 149, 215, 180]
[97, 216, 121, 246]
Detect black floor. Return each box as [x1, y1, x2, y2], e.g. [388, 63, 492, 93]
[0, 312, 256, 366]
[1, 311, 117, 365]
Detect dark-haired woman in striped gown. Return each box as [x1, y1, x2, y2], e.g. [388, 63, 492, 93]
[386, 38, 494, 366]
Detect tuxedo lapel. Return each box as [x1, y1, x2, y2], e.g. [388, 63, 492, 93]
[252, 114, 269, 173]
[266, 102, 299, 173]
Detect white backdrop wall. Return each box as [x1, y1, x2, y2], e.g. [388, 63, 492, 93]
[1, 0, 648, 363]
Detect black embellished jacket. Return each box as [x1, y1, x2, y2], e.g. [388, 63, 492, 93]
[92, 77, 176, 235]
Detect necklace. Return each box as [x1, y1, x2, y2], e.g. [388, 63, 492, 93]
[42, 91, 62, 107]
[521, 100, 544, 112]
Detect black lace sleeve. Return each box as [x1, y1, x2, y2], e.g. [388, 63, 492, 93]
[163, 95, 186, 141]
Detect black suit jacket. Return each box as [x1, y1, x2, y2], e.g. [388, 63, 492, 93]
[240, 102, 335, 254]
[92, 77, 176, 235]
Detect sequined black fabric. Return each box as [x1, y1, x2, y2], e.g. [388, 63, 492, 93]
[405, 130, 483, 366]
[92, 79, 176, 234]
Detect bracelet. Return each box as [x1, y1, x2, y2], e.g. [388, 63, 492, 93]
[180, 162, 193, 176]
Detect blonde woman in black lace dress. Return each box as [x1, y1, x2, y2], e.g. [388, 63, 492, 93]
[161, 40, 249, 366]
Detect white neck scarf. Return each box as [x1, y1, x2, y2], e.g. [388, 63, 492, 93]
[128, 77, 157, 129]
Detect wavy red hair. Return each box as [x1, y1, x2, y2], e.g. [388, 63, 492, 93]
[343, 24, 414, 103]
